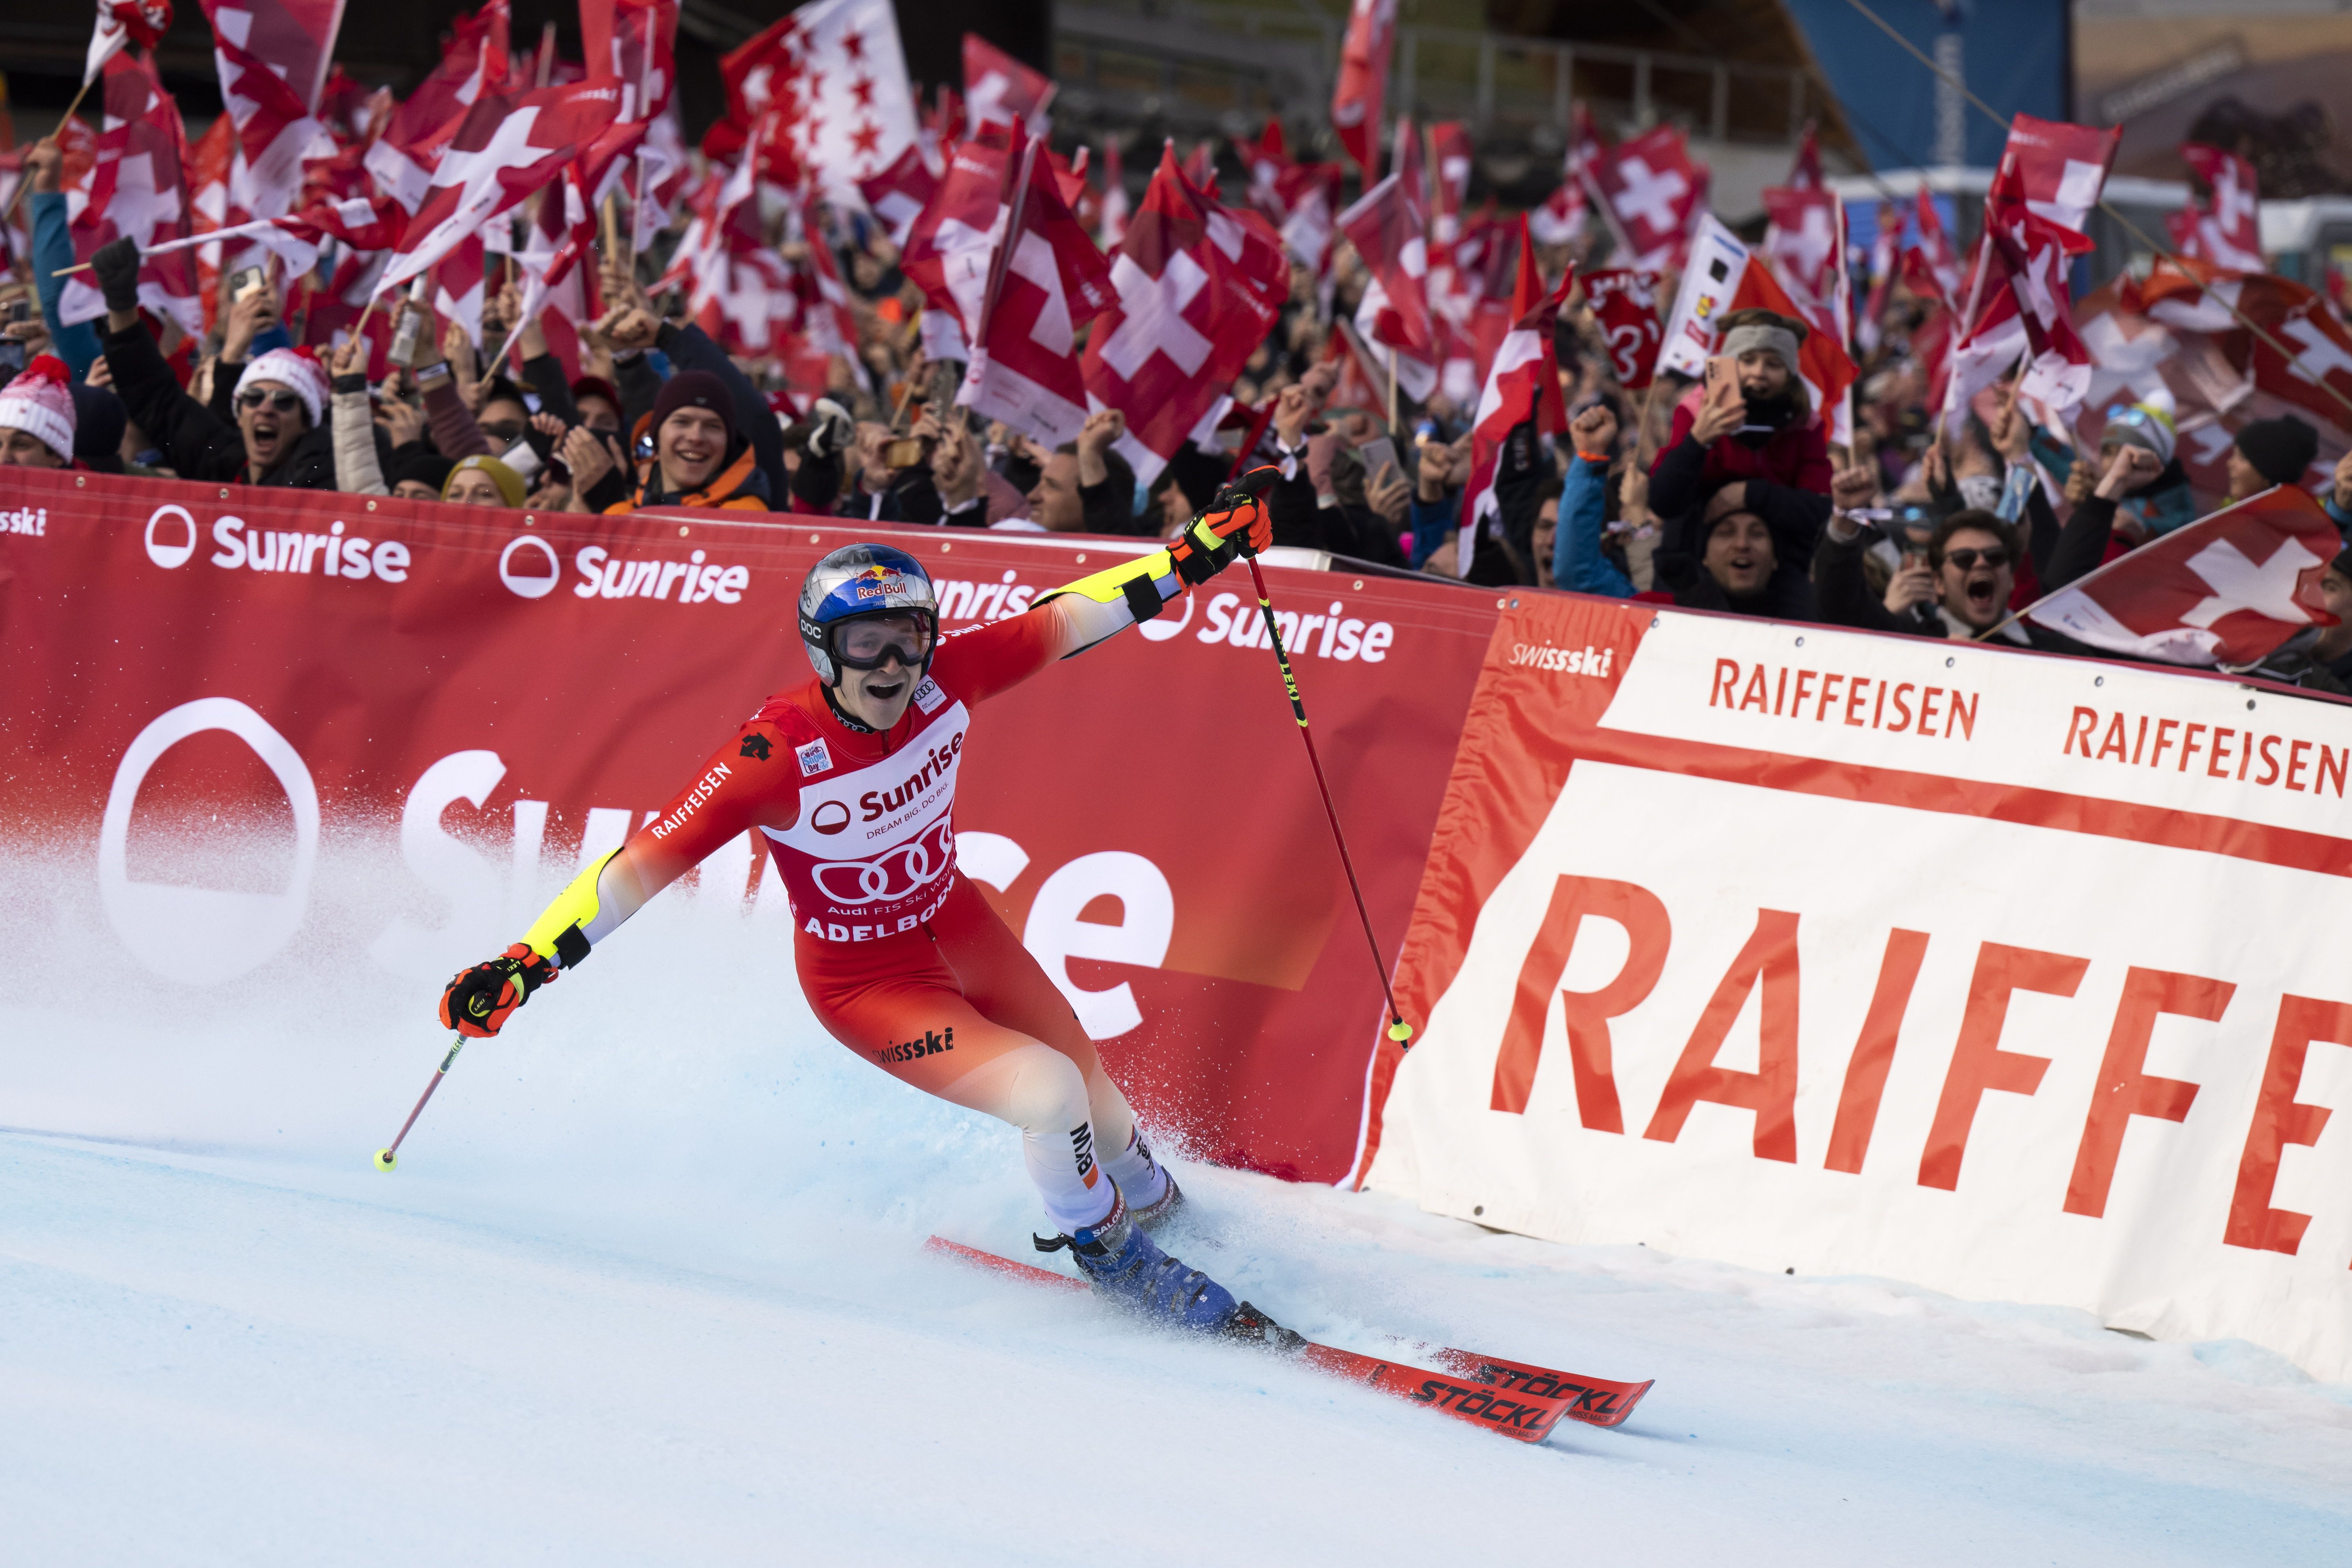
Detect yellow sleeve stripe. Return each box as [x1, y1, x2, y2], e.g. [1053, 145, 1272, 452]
[522, 848, 618, 963]
[1031, 548, 1178, 608]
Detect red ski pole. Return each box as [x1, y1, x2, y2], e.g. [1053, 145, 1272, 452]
[373, 1034, 467, 1171]
[1236, 529, 1414, 1049]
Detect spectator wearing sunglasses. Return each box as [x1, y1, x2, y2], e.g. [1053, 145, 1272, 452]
[89, 236, 339, 488]
[1815, 452, 2125, 648]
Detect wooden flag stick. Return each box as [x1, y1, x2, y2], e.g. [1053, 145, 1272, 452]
[2, 78, 95, 226]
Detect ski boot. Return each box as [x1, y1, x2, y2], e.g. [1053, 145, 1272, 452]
[1129, 1172, 1186, 1233]
[1038, 1190, 1293, 1348]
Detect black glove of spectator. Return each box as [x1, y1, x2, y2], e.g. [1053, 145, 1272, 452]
[91, 237, 142, 315]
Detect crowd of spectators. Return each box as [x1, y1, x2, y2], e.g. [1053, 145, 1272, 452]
[7, 122, 2352, 695]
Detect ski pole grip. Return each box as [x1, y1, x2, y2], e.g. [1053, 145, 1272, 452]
[1233, 464, 1283, 498]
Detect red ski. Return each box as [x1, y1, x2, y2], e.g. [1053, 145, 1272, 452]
[924, 1236, 1649, 1442]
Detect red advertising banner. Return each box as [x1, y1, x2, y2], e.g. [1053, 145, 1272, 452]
[0, 468, 1502, 1181]
[1361, 593, 2352, 1380]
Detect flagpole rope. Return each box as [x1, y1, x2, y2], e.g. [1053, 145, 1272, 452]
[1835, 0, 2352, 427]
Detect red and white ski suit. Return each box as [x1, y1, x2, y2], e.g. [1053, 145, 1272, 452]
[520, 556, 1190, 1229]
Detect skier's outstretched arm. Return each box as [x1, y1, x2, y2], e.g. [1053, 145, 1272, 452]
[940, 482, 1274, 703]
[438, 718, 790, 1035]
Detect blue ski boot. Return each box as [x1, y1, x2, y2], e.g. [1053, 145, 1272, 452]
[1129, 1172, 1186, 1232]
[1038, 1191, 1297, 1348]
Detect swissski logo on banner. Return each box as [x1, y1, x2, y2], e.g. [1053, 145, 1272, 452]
[1360, 596, 2352, 1384]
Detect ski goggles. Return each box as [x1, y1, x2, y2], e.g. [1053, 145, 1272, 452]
[829, 611, 935, 671]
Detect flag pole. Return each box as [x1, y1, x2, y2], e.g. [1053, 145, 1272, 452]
[1387, 345, 1399, 435]
[2, 77, 97, 226]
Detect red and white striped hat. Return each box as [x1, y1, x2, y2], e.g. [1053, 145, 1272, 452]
[234, 345, 330, 427]
[0, 354, 77, 461]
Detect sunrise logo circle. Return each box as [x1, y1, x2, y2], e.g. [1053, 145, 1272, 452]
[810, 800, 851, 835]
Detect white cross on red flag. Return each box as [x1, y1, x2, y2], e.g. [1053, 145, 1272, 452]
[59, 49, 200, 337]
[955, 122, 1118, 447]
[2176, 142, 2263, 272]
[1593, 124, 1704, 271]
[375, 79, 621, 295]
[1529, 104, 1604, 247]
[1457, 230, 1570, 568]
[1902, 185, 1962, 311]
[1338, 167, 1434, 396]
[2025, 484, 2342, 667]
[1759, 184, 1840, 331]
[900, 137, 1010, 363]
[202, 0, 343, 228]
[963, 32, 1054, 138]
[367, 0, 509, 215]
[1080, 142, 1286, 485]
[1429, 121, 1472, 244]
[2126, 256, 2352, 447]
[1329, 0, 1395, 179]
[859, 143, 939, 246]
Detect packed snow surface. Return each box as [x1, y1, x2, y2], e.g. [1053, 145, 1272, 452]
[6, 851, 2352, 1565]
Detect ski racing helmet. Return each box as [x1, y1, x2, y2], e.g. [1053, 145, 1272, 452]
[797, 543, 940, 686]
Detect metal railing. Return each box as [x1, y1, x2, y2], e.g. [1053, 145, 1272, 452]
[1053, 3, 1814, 146]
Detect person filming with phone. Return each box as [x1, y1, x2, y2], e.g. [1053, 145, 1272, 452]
[86, 237, 339, 490]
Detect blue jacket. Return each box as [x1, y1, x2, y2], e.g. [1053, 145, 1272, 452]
[1556, 452, 1631, 597]
[1408, 492, 1456, 571]
[31, 192, 102, 377]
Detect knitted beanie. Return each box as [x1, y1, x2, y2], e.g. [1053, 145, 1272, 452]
[0, 354, 79, 461]
[234, 346, 330, 427]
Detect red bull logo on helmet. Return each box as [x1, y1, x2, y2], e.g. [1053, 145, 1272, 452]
[851, 565, 909, 600]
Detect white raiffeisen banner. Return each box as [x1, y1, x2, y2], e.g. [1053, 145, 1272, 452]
[1357, 593, 2352, 1381]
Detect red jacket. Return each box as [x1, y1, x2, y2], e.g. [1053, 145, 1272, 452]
[1653, 386, 1834, 497]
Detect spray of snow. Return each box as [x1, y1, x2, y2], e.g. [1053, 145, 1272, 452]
[4, 842, 2351, 1562]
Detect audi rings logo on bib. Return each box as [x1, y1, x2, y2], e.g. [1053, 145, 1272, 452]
[810, 817, 956, 906]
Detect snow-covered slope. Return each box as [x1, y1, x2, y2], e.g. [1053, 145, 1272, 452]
[5, 850, 2350, 1564]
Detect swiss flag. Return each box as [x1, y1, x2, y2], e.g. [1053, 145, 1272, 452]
[963, 33, 1055, 138]
[1081, 143, 1286, 486]
[2177, 142, 2263, 272]
[1993, 112, 2119, 232]
[1237, 117, 1288, 223]
[377, 79, 622, 296]
[1592, 124, 1704, 271]
[60, 50, 200, 337]
[1528, 104, 1603, 248]
[1429, 121, 1473, 244]
[1787, 122, 1823, 191]
[955, 122, 1118, 447]
[2025, 485, 2342, 668]
[1759, 185, 1839, 330]
[1902, 185, 1963, 310]
[1338, 167, 1434, 398]
[858, 143, 939, 246]
[1097, 139, 1129, 250]
[2127, 257, 2352, 448]
[1941, 185, 2097, 421]
[899, 137, 1010, 362]
[1330, 0, 1396, 179]
[202, 0, 340, 227]
[1583, 267, 1662, 390]
[188, 114, 235, 332]
[1457, 239, 1571, 569]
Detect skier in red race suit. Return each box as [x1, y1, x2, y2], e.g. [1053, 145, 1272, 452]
[437, 477, 1291, 1341]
